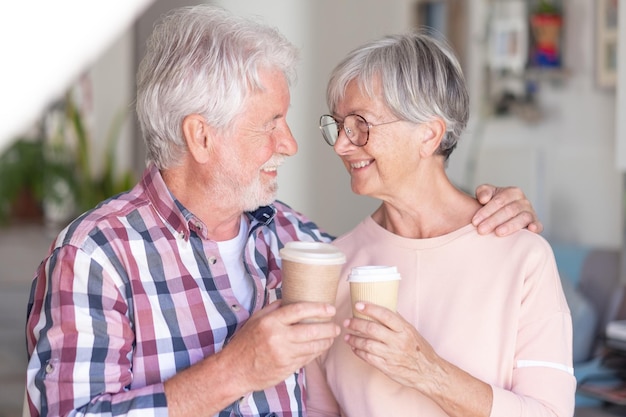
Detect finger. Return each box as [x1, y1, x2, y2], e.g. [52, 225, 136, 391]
[345, 332, 386, 358]
[277, 302, 337, 325]
[255, 299, 282, 318]
[472, 195, 505, 228]
[473, 185, 526, 224]
[345, 303, 403, 334]
[473, 185, 530, 225]
[474, 183, 497, 205]
[527, 220, 544, 234]
[286, 335, 339, 362]
[289, 321, 341, 344]
[280, 329, 340, 369]
[474, 195, 534, 235]
[490, 210, 537, 237]
[344, 331, 404, 372]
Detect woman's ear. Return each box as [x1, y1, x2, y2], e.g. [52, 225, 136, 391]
[419, 118, 446, 158]
[182, 114, 213, 164]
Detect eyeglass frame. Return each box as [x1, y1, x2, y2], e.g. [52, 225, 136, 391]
[318, 113, 402, 147]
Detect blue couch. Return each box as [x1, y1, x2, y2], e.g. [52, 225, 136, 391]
[552, 243, 624, 407]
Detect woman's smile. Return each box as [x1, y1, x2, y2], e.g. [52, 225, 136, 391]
[349, 159, 373, 170]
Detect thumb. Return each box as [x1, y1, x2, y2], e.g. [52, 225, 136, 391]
[475, 184, 496, 205]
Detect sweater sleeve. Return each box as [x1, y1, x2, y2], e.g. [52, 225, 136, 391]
[491, 237, 576, 417]
[491, 366, 576, 416]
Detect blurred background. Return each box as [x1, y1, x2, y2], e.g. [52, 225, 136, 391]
[0, 0, 623, 416]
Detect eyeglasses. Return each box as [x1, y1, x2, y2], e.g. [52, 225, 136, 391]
[319, 114, 401, 147]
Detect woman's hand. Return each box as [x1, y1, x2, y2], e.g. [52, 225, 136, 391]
[342, 302, 442, 392]
[472, 184, 543, 236]
[343, 302, 492, 417]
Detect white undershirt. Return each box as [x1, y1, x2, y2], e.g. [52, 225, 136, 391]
[216, 216, 253, 310]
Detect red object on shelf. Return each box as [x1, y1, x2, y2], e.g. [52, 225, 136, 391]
[530, 13, 563, 67]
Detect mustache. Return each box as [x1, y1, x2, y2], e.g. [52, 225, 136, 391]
[261, 154, 286, 170]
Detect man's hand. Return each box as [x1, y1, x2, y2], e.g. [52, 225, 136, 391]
[472, 184, 543, 236]
[164, 301, 340, 417]
[226, 301, 341, 392]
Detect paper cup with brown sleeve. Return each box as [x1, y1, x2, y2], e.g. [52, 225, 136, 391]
[279, 241, 346, 322]
[348, 266, 401, 321]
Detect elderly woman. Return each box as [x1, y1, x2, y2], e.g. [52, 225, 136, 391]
[305, 33, 575, 417]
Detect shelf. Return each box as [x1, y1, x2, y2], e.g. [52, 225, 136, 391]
[524, 66, 570, 82]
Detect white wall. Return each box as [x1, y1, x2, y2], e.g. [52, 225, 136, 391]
[88, 32, 136, 178]
[452, 0, 622, 248]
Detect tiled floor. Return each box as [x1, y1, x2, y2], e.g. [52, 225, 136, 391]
[0, 223, 52, 417]
[2, 224, 625, 417]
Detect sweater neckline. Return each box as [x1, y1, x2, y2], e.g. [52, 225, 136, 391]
[362, 215, 477, 249]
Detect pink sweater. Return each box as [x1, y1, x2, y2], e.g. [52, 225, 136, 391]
[306, 217, 575, 417]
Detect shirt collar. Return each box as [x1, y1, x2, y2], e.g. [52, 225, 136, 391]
[142, 164, 190, 239]
[142, 164, 277, 241]
[247, 205, 277, 226]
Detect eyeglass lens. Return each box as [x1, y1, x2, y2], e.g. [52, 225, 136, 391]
[319, 114, 369, 146]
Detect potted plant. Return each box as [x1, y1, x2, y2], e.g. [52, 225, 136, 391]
[0, 136, 77, 225]
[0, 89, 135, 228]
[63, 91, 135, 214]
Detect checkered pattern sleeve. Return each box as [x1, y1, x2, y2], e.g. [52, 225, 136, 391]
[26, 226, 172, 417]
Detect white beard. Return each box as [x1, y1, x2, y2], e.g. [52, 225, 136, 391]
[214, 154, 285, 212]
[240, 174, 279, 212]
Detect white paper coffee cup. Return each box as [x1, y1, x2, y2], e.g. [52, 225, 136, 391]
[348, 265, 401, 321]
[279, 241, 346, 322]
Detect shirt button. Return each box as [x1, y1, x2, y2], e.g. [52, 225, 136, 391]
[178, 231, 185, 239]
[45, 362, 54, 374]
[231, 304, 241, 311]
[208, 256, 217, 265]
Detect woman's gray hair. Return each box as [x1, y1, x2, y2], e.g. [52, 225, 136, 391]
[136, 5, 299, 169]
[326, 32, 469, 160]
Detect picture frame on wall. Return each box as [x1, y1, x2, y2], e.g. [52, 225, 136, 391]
[596, 0, 618, 88]
[488, 0, 528, 74]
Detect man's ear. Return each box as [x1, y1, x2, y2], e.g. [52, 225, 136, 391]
[419, 118, 446, 158]
[182, 114, 213, 164]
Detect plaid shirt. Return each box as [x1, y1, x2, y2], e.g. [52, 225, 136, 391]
[25, 165, 333, 417]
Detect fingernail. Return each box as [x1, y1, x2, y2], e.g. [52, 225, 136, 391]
[355, 302, 365, 311]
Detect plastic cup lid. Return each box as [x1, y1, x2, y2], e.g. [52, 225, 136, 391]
[279, 241, 346, 265]
[348, 265, 401, 282]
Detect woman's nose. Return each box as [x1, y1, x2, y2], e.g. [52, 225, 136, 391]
[333, 126, 354, 155]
